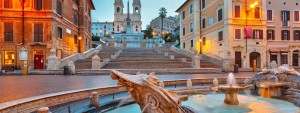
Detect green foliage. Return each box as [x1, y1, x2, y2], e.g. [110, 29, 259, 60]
[164, 33, 175, 42]
[144, 26, 154, 39]
[92, 36, 100, 41]
[159, 7, 167, 19]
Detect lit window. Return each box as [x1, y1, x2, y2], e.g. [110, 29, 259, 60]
[4, 51, 15, 65]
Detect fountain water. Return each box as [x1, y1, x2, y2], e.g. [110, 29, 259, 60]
[213, 73, 252, 105]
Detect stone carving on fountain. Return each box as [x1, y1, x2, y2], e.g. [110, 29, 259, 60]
[111, 70, 189, 113]
[244, 64, 300, 106]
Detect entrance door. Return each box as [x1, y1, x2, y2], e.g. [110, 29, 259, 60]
[293, 53, 299, 66]
[235, 51, 242, 68]
[34, 55, 44, 69]
[250, 52, 261, 68]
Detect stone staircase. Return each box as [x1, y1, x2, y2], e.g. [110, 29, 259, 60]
[74, 46, 120, 69]
[102, 48, 190, 69]
[158, 45, 221, 69]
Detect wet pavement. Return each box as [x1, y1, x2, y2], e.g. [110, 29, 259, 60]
[0, 72, 257, 103]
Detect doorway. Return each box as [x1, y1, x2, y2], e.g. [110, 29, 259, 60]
[235, 51, 242, 68]
[34, 51, 44, 69]
[250, 52, 261, 68]
[293, 50, 299, 66]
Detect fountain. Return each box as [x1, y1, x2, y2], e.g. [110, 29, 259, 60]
[105, 71, 300, 113]
[212, 73, 252, 105]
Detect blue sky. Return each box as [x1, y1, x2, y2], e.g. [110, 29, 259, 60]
[91, 0, 186, 30]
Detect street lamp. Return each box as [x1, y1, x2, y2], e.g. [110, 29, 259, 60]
[78, 36, 82, 53]
[19, 0, 27, 45]
[245, 1, 258, 55]
[199, 38, 202, 54]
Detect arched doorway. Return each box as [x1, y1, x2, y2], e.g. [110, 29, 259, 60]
[293, 50, 299, 66]
[250, 52, 261, 68]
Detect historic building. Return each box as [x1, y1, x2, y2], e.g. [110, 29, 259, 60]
[176, 0, 300, 69]
[92, 22, 114, 37]
[266, 1, 300, 68]
[113, 0, 142, 34]
[150, 16, 179, 37]
[0, 0, 95, 70]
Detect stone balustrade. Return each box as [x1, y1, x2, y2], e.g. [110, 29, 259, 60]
[50, 45, 102, 70]
[0, 86, 126, 113]
[169, 55, 175, 60]
[164, 52, 169, 56]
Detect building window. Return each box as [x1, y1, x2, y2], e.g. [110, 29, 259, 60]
[209, 16, 214, 26]
[270, 54, 277, 63]
[117, 7, 120, 13]
[57, 0, 62, 15]
[267, 29, 275, 40]
[4, 0, 12, 8]
[135, 7, 139, 13]
[281, 53, 288, 65]
[86, 38, 88, 46]
[253, 30, 263, 39]
[235, 29, 241, 39]
[74, 35, 78, 44]
[72, 0, 78, 5]
[190, 4, 194, 14]
[267, 10, 273, 21]
[202, 0, 206, 9]
[218, 31, 223, 41]
[183, 42, 185, 48]
[4, 51, 15, 65]
[183, 27, 186, 36]
[191, 40, 193, 47]
[254, 7, 260, 19]
[234, 6, 240, 18]
[190, 21, 194, 33]
[203, 37, 206, 45]
[57, 27, 63, 39]
[4, 23, 13, 42]
[182, 11, 186, 20]
[281, 30, 290, 40]
[217, 8, 223, 21]
[74, 14, 78, 25]
[34, 0, 43, 10]
[281, 10, 290, 26]
[202, 18, 206, 28]
[294, 30, 300, 40]
[294, 11, 300, 22]
[34, 23, 43, 42]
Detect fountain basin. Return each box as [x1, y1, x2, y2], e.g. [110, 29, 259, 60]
[214, 85, 252, 105]
[105, 94, 300, 113]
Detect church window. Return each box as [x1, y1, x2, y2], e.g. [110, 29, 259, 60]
[135, 7, 139, 13]
[117, 7, 120, 13]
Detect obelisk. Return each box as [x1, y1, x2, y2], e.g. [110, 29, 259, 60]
[126, 0, 131, 34]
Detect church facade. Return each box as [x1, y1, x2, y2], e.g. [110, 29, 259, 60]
[114, 0, 142, 34]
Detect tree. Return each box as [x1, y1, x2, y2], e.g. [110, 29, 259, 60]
[164, 33, 175, 42]
[92, 35, 100, 41]
[143, 26, 154, 39]
[159, 7, 167, 38]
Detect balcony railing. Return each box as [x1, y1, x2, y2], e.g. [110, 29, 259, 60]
[282, 20, 289, 27]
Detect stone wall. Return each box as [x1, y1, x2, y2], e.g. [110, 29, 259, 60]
[0, 86, 126, 113]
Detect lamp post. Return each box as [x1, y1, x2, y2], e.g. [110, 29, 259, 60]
[245, 1, 258, 54]
[78, 36, 82, 53]
[19, 0, 28, 75]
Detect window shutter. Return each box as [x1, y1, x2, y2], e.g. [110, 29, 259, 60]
[287, 11, 290, 21]
[281, 11, 283, 21]
[253, 30, 255, 39]
[259, 30, 263, 39]
[37, 0, 42, 10]
[39, 24, 43, 42]
[287, 30, 290, 40]
[272, 30, 275, 40]
[281, 30, 284, 40]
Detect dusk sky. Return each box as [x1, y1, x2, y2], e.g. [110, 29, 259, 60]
[91, 0, 186, 30]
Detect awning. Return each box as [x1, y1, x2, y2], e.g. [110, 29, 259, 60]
[267, 45, 290, 52]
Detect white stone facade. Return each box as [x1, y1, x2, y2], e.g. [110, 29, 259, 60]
[150, 16, 179, 37]
[91, 22, 114, 37]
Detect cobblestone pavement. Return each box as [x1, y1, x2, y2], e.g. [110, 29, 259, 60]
[0, 72, 257, 103]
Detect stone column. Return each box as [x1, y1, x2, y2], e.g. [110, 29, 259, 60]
[37, 107, 50, 113]
[92, 54, 101, 69]
[90, 92, 100, 109]
[192, 55, 200, 68]
[47, 49, 61, 70]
